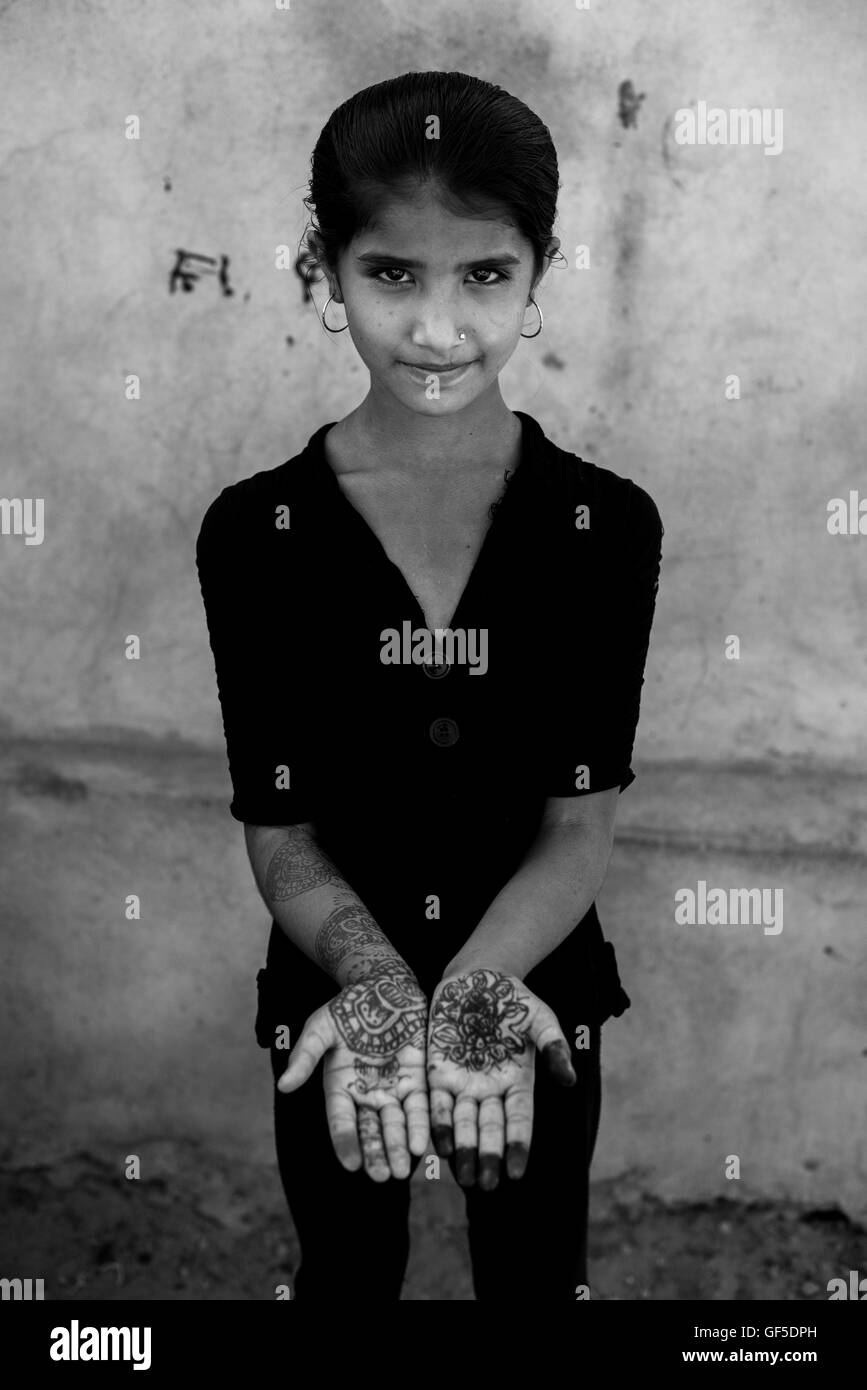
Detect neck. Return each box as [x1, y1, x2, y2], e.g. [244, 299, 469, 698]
[341, 379, 520, 479]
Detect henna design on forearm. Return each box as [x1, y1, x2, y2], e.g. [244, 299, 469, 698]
[428, 969, 530, 1071]
[314, 902, 395, 976]
[264, 825, 343, 902]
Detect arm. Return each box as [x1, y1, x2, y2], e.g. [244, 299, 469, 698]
[243, 820, 413, 986]
[196, 492, 427, 1178]
[428, 481, 662, 1189]
[440, 786, 619, 982]
[427, 789, 620, 1190]
[449, 479, 662, 982]
[245, 821, 429, 1177]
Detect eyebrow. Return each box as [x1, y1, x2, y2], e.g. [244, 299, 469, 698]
[355, 251, 522, 270]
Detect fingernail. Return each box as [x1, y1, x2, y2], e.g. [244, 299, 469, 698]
[478, 1156, 500, 1191]
[505, 1142, 528, 1179]
[455, 1147, 477, 1187]
[431, 1125, 454, 1157]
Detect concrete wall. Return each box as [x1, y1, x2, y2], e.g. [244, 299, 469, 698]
[1, 0, 865, 1222]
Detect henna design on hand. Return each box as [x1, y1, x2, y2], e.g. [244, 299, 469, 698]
[329, 967, 427, 1060]
[328, 963, 427, 1098]
[428, 969, 530, 1071]
[352, 1055, 400, 1095]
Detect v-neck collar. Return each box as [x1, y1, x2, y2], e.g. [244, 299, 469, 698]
[306, 411, 543, 632]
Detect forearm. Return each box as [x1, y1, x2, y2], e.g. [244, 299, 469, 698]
[243, 822, 413, 987]
[442, 821, 614, 982]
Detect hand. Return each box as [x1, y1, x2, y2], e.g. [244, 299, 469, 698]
[427, 967, 576, 1191]
[276, 958, 430, 1182]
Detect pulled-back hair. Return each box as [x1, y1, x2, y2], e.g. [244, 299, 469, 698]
[303, 71, 560, 286]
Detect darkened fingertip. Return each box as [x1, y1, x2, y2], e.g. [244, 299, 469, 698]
[478, 1155, 501, 1191]
[431, 1124, 454, 1157]
[455, 1146, 477, 1187]
[505, 1142, 529, 1180]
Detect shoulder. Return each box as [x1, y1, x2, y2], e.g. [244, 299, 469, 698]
[195, 436, 317, 560]
[532, 417, 664, 547]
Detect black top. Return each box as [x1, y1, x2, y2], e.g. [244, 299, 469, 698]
[196, 410, 663, 1010]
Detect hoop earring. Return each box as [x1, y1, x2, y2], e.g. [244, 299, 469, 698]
[520, 295, 543, 338]
[321, 292, 349, 333]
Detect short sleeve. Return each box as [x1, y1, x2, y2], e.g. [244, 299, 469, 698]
[543, 478, 663, 797]
[195, 485, 317, 826]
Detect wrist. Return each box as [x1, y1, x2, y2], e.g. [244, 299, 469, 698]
[339, 951, 418, 989]
[439, 953, 524, 985]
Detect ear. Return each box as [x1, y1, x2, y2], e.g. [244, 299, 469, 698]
[532, 235, 561, 292]
[306, 230, 343, 302]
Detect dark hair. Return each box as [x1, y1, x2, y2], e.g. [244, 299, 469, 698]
[303, 71, 560, 287]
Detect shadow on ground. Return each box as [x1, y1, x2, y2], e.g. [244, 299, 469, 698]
[2, 1143, 864, 1301]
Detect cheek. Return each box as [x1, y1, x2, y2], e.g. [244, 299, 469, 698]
[481, 298, 527, 341]
[355, 305, 403, 349]
[480, 317, 525, 364]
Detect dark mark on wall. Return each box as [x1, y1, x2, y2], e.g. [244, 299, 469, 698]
[541, 352, 565, 370]
[14, 763, 89, 802]
[754, 374, 801, 396]
[613, 189, 646, 285]
[286, 335, 295, 346]
[169, 250, 234, 296]
[163, 176, 172, 192]
[618, 80, 646, 129]
[661, 111, 686, 190]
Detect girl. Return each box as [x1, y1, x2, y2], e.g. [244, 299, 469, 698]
[196, 70, 663, 1301]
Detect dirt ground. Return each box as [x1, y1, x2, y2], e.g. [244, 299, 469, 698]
[2, 1142, 864, 1301]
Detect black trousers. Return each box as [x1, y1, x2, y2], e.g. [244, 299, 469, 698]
[258, 914, 629, 1301]
[267, 1020, 602, 1301]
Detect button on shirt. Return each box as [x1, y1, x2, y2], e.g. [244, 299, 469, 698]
[196, 411, 663, 1004]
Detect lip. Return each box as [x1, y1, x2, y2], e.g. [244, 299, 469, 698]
[400, 359, 478, 383]
[401, 360, 476, 371]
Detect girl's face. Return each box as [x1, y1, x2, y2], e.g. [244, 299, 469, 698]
[327, 187, 557, 417]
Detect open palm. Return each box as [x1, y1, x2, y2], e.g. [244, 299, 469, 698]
[277, 959, 430, 1181]
[427, 967, 577, 1190]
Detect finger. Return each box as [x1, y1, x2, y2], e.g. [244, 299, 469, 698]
[429, 1087, 455, 1158]
[477, 1096, 505, 1192]
[324, 1087, 363, 1172]
[379, 1101, 410, 1179]
[277, 1009, 333, 1093]
[403, 1088, 431, 1157]
[453, 1095, 478, 1188]
[357, 1105, 390, 1183]
[530, 1002, 577, 1087]
[504, 1088, 534, 1179]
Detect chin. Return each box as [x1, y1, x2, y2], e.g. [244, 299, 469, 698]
[400, 390, 476, 414]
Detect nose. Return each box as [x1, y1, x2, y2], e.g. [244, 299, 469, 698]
[408, 294, 465, 354]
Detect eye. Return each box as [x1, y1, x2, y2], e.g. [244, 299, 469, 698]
[367, 266, 512, 286]
[372, 266, 412, 284]
[468, 267, 511, 285]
